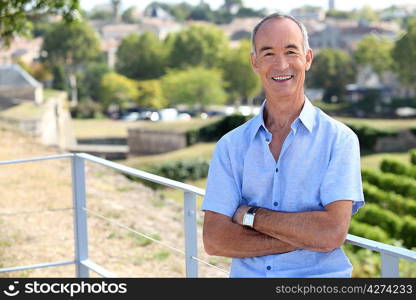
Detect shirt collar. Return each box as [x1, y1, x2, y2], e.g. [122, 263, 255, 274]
[250, 96, 316, 139]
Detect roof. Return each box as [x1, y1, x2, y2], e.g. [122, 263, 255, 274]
[0, 64, 42, 89]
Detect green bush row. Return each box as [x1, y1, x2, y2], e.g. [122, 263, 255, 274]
[363, 182, 416, 216]
[353, 203, 404, 239]
[401, 216, 416, 248]
[130, 158, 210, 189]
[410, 149, 416, 165]
[349, 219, 391, 244]
[380, 158, 416, 179]
[345, 123, 397, 152]
[186, 114, 251, 146]
[361, 168, 416, 198]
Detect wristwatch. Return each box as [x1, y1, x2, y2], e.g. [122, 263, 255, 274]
[242, 206, 259, 228]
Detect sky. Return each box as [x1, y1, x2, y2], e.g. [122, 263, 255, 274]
[80, 0, 416, 13]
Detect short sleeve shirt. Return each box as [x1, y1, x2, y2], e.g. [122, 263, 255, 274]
[201, 97, 364, 278]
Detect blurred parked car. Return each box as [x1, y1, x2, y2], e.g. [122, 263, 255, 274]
[120, 107, 159, 121]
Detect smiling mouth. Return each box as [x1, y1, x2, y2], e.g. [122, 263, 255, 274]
[271, 75, 294, 82]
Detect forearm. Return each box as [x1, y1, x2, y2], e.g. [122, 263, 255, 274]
[203, 212, 297, 258]
[253, 206, 350, 252]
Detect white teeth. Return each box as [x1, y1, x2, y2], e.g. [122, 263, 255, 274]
[272, 75, 292, 81]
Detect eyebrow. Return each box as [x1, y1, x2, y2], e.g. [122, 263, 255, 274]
[259, 44, 300, 53]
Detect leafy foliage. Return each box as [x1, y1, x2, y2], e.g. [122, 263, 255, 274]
[100, 72, 138, 110]
[307, 48, 355, 102]
[161, 67, 227, 108]
[0, 0, 80, 45]
[116, 32, 167, 80]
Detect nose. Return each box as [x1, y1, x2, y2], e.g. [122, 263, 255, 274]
[272, 54, 289, 71]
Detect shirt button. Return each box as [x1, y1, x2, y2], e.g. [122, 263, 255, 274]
[265, 138, 270, 143]
[275, 167, 279, 173]
[266, 266, 271, 271]
[273, 202, 278, 206]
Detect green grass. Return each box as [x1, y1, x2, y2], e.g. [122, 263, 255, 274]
[44, 89, 65, 99]
[361, 152, 411, 170]
[335, 116, 416, 131]
[128, 232, 161, 247]
[0, 102, 44, 120]
[72, 117, 219, 139]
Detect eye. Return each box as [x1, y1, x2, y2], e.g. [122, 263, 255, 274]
[264, 52, 273, 56]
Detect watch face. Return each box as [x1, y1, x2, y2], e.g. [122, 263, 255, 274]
[243, 213, 255, 227]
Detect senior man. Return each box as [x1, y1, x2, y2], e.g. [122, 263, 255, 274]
[201, 12, 364, 277]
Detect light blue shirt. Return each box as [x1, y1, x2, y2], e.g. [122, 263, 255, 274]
[201, 97, 364, 278]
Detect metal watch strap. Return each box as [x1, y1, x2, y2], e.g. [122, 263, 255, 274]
[247, 206, 258, 215]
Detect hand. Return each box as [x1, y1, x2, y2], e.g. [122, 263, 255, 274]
[232, 205, 251, 225]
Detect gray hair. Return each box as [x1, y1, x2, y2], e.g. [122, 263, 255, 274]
[251, 12, 310, 54]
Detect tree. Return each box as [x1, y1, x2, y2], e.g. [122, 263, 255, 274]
[161, 67, 227, 108]
[392, 19, 416, 88]
[221, 40, 261, 104]
[42, 21, 101, 105]
[116, 32, 167, 80]
[100, 73, 138, 110]
[121, 6, 137, 23]
[81, 63, 111, 102]
[136, 80, 167, 109]
[307, 48, 355, 102]
[0, 0, 80, 46]
[169, 25, 229, 69]
[189, 1, 215, 21]
[357, 5, 380, 23]
[354, 35, 394, 75]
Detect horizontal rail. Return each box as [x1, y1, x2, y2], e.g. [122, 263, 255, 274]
[0, 260, 75, 273]
[77, 153, 205, 196]
[81, 260, 117, 278]
[346, 234, 416, 261]
[0, 153, 74, 166]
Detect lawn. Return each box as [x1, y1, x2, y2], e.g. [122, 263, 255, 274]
[0, 102, 44, 120]
[72, 117, 219, 138]
[335, 116, 416, 131]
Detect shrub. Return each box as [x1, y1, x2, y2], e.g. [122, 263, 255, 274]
[361, 169, 416, 198]
[353, 203, 403, 239]
[186, 113, 251, 146]
[363, 182, 416, 216]
[380, 158, 416, 179]
[345, 124, 397, 152]
[130, 158, 210, 189]
[410, 149, 416, 165]
[349, 219, 391, 244]
[401, 216, 416, 248]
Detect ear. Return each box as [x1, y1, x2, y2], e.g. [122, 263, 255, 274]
[305, 48, 313, 71]
[250, 52, 259, 74]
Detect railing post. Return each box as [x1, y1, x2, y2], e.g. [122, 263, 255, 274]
[71, 155, 89, 278]
[183, 191, 198, 277]
[381, 252, 399, 277]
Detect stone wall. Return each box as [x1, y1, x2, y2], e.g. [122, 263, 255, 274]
[128, 128, 187, 155]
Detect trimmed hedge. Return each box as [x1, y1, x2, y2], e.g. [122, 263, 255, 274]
[410, 149, 416, 165]
[363, 182, 416, 216]
[361, 168, 416, 198]
[129, 158, 210, 189]
[380, 158, 416, 179]
[186, 114, 251, 146]
[353, 203, 403, 239]
[349, 219, 391, 244]
[402, 216, 416, 248]
[149, 158, 209, 182]
[345, 123, 397, 152]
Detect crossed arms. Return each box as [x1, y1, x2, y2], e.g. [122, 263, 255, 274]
[203, 200, 353, 258]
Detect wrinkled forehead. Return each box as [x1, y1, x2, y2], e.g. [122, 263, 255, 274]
[254, 18, 304, 52]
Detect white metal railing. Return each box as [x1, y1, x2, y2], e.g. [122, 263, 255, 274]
[0, 153, 415, 278]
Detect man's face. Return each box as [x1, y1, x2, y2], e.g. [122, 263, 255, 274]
[251, 18, 313, 100]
